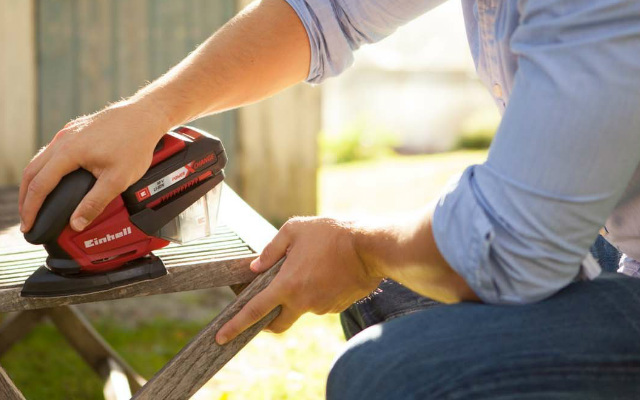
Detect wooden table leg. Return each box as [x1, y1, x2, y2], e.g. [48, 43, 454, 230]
[0, 310, 46, 357]
[132, 258, 284, 400]
[0, 364, 25, 400]
[46, 306, 146, 393]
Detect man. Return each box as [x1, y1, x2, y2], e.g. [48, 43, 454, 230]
[19, 0, 640, 398]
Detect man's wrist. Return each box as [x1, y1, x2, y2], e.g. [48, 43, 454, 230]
[351, 222, 391, 280]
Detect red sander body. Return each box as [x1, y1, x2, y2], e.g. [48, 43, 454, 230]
[22, 126, 227, 297]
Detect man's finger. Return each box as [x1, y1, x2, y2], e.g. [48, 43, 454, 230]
[250, 229, 291, 273]
[19, 146, 53, 216]
[216, 284, 281, 345]
[264, 307, 301, 334]
[20, 155, 77, 233]
[69, 173, 125, 232]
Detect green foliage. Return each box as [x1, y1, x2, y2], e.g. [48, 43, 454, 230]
[321, 121, 398, 165]
[455, 128, 495, 149]
[454, 109, 500, 150]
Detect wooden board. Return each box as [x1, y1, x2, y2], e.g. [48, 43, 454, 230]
[0, 0, 37, 185]
[35, 0, 239, 185]
[0, 184, 276, 313]
[133, 258, 283, 400]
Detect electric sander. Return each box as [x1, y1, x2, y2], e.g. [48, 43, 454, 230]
[21, 125, 227, 297]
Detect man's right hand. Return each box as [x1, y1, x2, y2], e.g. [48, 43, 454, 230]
[19, 100, 170, 234]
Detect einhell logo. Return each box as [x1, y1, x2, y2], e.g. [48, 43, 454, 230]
[84, 227, 132, 249]
[192, 154, 215, 169]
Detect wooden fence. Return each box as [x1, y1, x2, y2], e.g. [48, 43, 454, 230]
[0, 0, 319, 222]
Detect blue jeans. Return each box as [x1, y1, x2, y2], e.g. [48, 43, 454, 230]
[329, 236, 640, 399]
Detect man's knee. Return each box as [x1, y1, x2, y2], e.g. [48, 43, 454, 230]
[326, 325, 388, 400]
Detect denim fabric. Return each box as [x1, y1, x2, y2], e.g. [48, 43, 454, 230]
[342, 236, 622, 340]
[330, 271, 640, 399]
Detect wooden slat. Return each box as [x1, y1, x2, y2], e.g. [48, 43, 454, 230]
[114, 0, 149, 99]
[0, 254, 260, 313]
[77, 0, 116, 115]
[0, 310, 46, 356]
[0, 0, 36, 185]
[133, 258, 283, 400]
[37, 0, 76, 145]
[0, 364, 25, 400]
[102, 358, 132, 400]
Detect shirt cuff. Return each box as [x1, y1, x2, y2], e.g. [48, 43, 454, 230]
[432, 166, 499, 304]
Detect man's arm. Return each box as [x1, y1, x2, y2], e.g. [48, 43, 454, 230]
[215, 211, 479, 345]
[19, 0, 310, 232]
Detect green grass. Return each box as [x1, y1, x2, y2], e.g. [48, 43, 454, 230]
[0, 314, 345, 400]
[1, 318, 205, 399]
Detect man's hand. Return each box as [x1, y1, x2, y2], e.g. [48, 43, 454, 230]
[19, 100, 169, 233]
[215, 217, 383, 345]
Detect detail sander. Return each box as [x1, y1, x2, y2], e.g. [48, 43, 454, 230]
[21, 126, 227, 297]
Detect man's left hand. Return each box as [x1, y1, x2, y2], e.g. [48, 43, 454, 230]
[215, 217, 382, 344]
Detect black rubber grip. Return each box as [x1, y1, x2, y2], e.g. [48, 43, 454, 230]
[24, 169, 96, 245]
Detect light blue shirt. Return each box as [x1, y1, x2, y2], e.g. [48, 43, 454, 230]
[285, 0, 640, 304]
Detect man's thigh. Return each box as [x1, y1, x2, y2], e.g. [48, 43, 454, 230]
[328, 272, 640, 400]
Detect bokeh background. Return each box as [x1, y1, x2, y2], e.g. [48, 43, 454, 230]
[0, 1, 499, 399]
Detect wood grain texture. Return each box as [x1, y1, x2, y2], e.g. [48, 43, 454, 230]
[132, 258, 284, 400]
[0, 310, 46, 356]
[0, 364, 25, 400]
[37, 0, 75, 146]
[35, 0, 238, 185]
[48, 306, 146, 392]
[0, 0, 36, 185]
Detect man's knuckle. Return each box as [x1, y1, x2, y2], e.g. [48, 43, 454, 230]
[27, 178, 44, 195]
[22, 165, 35, 181]
[81, 198, 106, 215]
[246, 306, 265, 322]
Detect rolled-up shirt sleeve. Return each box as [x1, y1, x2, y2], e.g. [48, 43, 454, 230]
[283, 0, 445, 83]
[433, 0, 640, 304]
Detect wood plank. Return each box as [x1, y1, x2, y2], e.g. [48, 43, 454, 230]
[114, 0, 149, 99]
[0, 310, 46, 356]
[132, 258, 283, 400]
[101, 358, 132, 400]
[0, 364, 25, 400]
[37, 0, 76, 145]
[0, 0, 37, 185]
[0, 255, 257, 313]
[47, 306, 146, 392]
[77, 0, 116, 115]
[218, 184, 277, 253]
[236, 84, 321, 225]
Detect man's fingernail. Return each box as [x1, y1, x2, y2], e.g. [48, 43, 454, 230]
[250, 259, 261, 271]
[71, 217, 88, 231]
[217, 334, 228, 345]
[20, 220, 26, 233]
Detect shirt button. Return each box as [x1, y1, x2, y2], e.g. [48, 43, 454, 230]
[492, 83, 503, 98]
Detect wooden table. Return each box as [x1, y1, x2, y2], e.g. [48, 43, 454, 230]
[0, 184, 282, 400]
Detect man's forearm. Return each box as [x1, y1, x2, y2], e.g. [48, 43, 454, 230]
[353, 209, 480, 304]
[129, 0, 310, 131]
